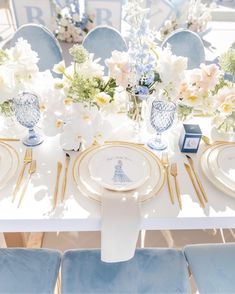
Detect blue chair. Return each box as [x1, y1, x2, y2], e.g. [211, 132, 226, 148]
[184, 243, 235, 293]
[82, 25, 128, 75]
[3, 24, 63, 77]
[162, 29, 205, 69]
[0, 248, 61, 293]
[61, 248, 190, 293]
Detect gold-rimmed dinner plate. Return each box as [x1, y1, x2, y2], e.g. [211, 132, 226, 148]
[73, 142, 165, 203]
[88, 145, 151, 192]
[201, 142, 235, 198]
[208, 143, 235, 191]
[0, 141, 19, 190]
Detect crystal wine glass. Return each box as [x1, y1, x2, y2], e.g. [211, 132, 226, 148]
[14, 92, 43, 147]
[147, 100, 176, 150]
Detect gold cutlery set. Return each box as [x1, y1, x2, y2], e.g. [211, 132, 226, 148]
[162, 153, 182, 209]
[162, 152, 208, 209]
[53, 153, 70, 210]
[12, 148, 35, 208]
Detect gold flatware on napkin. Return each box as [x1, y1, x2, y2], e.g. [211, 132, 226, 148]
[0, 138, 20, 141]
[61, 153, 70, 203]
[184, 163, 205, 208]
[162, 152, 174, 204]
[202, 135, 231, 146]
[170, 163, 182, 209]
[186, 155, 208, 203]
[17, 160, 36, 208]
[13, 148, 32, 202]
[53, 161, 62, 210]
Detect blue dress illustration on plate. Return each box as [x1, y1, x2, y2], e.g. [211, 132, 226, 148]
[112, 160, 131, 183]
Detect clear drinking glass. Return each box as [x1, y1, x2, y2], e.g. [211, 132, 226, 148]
[14, 92, 43, 147]
[147, 100, 176, 150]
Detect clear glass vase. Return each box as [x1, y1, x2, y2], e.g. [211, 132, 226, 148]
[126, 92, 148, 134]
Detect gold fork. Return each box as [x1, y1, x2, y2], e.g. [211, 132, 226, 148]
[17, 160, 36, 208]
[170, 163, 182, 210]
[162, 152, 174, 204]
[12, 148, 32, 202]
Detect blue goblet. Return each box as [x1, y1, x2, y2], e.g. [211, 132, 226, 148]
[148, 100, 176, 150]
[14, 92, 43, 147]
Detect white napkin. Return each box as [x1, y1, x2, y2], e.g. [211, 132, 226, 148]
[101, 191, 141, 263]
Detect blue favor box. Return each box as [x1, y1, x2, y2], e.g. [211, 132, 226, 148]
[179, 124, 202, 153]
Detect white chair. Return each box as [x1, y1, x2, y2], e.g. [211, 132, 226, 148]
[162, 28, 205, 69]
[0, 0, 15, 28]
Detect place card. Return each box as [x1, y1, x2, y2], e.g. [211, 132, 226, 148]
[179, 124, 202, 153]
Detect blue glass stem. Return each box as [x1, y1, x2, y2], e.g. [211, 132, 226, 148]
[29, 128, 37, 140]
[155, 132, 162, 145]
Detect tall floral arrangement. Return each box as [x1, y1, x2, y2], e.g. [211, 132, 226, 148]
[51, 0, 94, 43]
[158, 0, 214, 41]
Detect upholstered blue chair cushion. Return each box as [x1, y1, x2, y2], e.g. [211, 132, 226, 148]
[61, 248, 190, 293]
[162, 29, 205, 69]
[0, 248, 61, 293]
[4, 24, 63, 77]
[184, 243, 235, 293]
[82, 26, 128, 75]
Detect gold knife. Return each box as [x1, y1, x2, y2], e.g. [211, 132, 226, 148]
[61, 153, 70, 203]
[13, 148, 32, 202]
[186, 155, 208, 203]
[17, 160, 36, 208]
[53, 161, 62, 210]
[162, 152, 174, 204]
[184, 163, 205, 208]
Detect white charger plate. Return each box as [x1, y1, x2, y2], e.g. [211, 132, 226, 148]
[0, 142, 19, 190]
[88, 146, 150, 191]
[208, 144, 235, 191]
[201, 143, 235, 198]
[73, 142, 165, 203]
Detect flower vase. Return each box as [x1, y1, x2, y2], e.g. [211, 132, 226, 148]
[126, 92, 147, 133]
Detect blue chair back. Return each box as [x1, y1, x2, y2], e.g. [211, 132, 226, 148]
[61, 248, 190, 293]
[162, 29, 205, 69]
[4, 24, 63, 77]
[0, 248, 61, 293]
[184, 243, 235, 293]
[82, 25, 128, 75]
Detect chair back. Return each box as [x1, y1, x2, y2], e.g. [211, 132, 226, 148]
[162, 28, 205, 69]
[82, 25, 128, 75]
[3, 24, 63, 77]
[0, 248, 61, 293]
[61, 248, 190, 293]
[184, 243, 235, 293]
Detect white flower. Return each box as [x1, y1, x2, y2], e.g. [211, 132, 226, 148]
[105, 51, 130, 88]
[53, 61, 66, 74]
[0, 66, 16, 102]
[156, 46, 187, 98]
[75, 53, 104, 78]
[95, 92, 111, 107]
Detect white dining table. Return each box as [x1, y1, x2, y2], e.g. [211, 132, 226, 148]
[0, 114, 235, 236]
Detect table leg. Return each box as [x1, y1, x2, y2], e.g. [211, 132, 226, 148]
[26, 232, 45, 248]
[0, 233, 7, 248]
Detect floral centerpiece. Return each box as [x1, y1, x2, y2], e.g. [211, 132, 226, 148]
[177, 48, 235, 133]
[105, 0, 187, 129]
[51, 0, 94, 43]
[42, 44, 118, 150]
